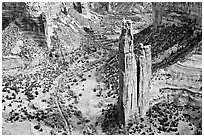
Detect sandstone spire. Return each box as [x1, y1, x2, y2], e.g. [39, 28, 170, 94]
[118, 20, 151, 125]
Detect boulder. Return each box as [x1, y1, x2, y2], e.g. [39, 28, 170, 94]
[10, 40, 23, 55]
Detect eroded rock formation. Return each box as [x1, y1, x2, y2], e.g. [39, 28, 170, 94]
[118, 20, 152, 125]
[137, 44, 151, 117]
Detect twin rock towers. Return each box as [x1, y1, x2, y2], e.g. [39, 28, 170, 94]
[118, 20, 151, 125]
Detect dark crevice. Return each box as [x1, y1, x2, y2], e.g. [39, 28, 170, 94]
[131, 93, 133, 109]
[136, 60, 140, 108]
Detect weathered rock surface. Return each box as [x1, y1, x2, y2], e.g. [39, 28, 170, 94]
[118, 20, 152, 125]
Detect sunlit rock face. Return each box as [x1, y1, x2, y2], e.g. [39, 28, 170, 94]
[26, 2, 82, 51]
[2, 2, 101, 65]
[118, 20, 138, 124]
[166, 55, 202, 91]
[118, 20, 152, 125]
[27, 2, 101, 55]
[11, 40, 23, 55]
[91, 2, 152, 14]
[137, 44, 151, 117]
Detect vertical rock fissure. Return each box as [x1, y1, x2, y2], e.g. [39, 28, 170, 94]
[137, 60, 140, 108]
[131, 93, 133, 109]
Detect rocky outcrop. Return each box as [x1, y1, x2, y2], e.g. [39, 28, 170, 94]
[166, 55, 202, 91]
[2, 22, 45, 76]
[118, 20, 138, 125]
[26, 2, 101, 54]
[137, 44, 151, 117]
[2, 2, 101, 67]
[2, 2, 27, 30]
[118, 20, 151, 125]
[92, 2, 152, 15]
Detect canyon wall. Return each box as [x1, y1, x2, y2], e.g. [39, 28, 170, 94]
[2, 2, 101, 67]
[166, 55, 202, 91]
[2, 2, 101, 77]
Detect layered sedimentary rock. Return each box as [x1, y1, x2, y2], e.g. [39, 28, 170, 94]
[92, 2, 152, 14]
[26, 2, 101, 51]
[2, 2, 27, 30]
[2, 22, 44, 75]
[118, 20, 151, 125]
[166, 55, 202, 91]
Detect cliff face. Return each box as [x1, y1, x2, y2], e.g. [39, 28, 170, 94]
[2, 2, 27, 30]
[92, 2, 152, 15]
[2, 22, 44, 73]
[26, 2, 101, 51]
[162, 2, 202, 26]
[165, 55, 202, 91]
[2, 2, 101, 73]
